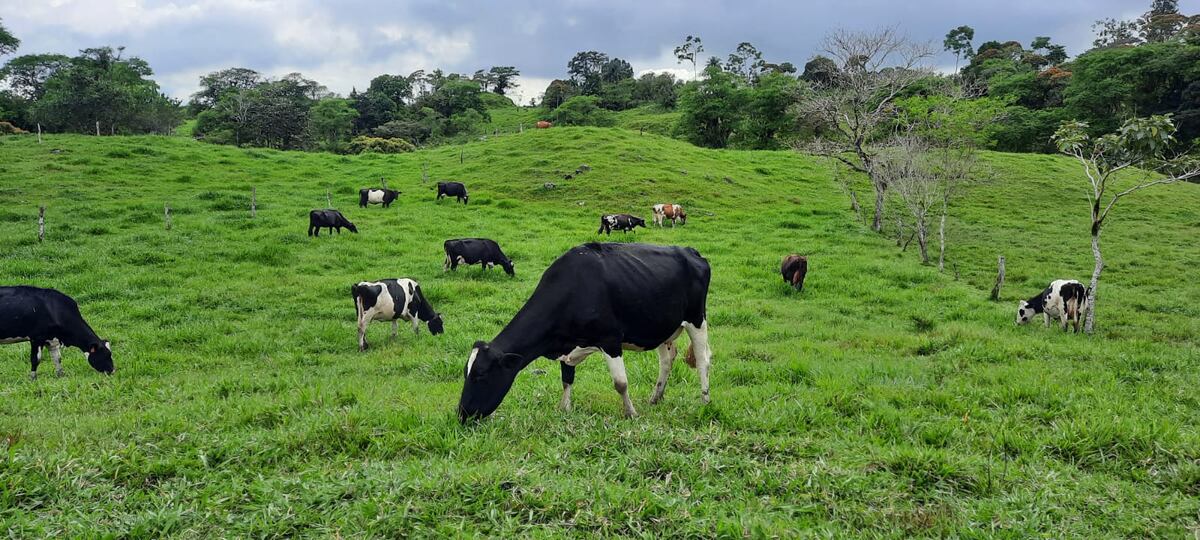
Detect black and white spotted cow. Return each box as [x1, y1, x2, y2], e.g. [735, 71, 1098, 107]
[351, 279, 444, 351]
[443, 238, 514, 276]
[308, 209, 358, 236]
[359, 188, 400, 208]
[458, 242, 712, 422]
[0, 286, 114, 380]
[597, 214, 646, 235]
[436, 182, 469, 204]
[1017, 279, 1088, 333]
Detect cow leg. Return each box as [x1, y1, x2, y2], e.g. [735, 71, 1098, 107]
[603, 351, 637, 418]
[29, 341, 41, 381]
[1042, 312, 1050, 328]
[649, 338, 679, 405]
[391, 320, 399, 340]
[684, 321, 712, 404]
[411, 317, 420, 334]
[309, 224, 316, 237]
[51, 339, 64, 377]
[559, 363, 576, 411]
[358, 315, 369, 352]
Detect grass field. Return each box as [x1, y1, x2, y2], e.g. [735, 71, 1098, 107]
[0, 127, 1198, 537]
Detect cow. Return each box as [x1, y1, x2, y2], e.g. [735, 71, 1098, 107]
[308, 210, 358, 236]
[652, 204, 687, 227]
[436, 182, 469, 204]
[536, 121, 552, 129]
[597, 214, 646, 235]
[1017, 279, 1088, 333]
[359, 188, 400, 208]
[444, 238, 515, 276]
[457, 242, 712, 422]
[781, 254, 809, 292]
[0, 286, 115, 380]
[351, 278, 444, 351]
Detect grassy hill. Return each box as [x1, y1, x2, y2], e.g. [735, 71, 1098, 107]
[0, 128, 1197, 537]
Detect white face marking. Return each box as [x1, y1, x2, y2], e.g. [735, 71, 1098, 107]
[466, 348, 480, 376]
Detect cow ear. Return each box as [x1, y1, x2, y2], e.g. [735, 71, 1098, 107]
[500, 353, 523, 369]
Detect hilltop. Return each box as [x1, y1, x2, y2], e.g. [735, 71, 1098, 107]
[0, 128, 1197, 537]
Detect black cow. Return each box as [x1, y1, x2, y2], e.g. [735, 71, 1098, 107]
[0, 286, 114, 380]
[781, 254, 808, 292]
[352, 278, 444, 351]
[1017, 279, 1087, 332]
[308, 209, 358, 236]
[597, 214, 646, 235]
[444, 238, 514, 276]
[437, 182, 469, 204]
[458, 243, 712, 422]
[359, 188, 400, 208]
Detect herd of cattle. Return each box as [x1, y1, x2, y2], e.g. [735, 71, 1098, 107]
[0, 177, 1090, 422]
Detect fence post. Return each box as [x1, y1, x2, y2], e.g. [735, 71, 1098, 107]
[422, 162, 429, 183]
[37, 206, 45, 242]
[990, 255, 1006, 301]
[326, 190, 332, 209]
[459, 147, 464, 164]
[251, 186, 257, 218]
[95, 121, 100, 136]
[37, 123, 42, 144]
[164, 204, 172, 230]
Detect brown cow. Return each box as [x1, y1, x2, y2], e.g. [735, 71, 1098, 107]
[652, 203, 687, 227]
[781, 255, 808, 292]
[536, 121, 552, 129]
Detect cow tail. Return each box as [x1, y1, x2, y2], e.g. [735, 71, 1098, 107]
[352, 286, 364, 320]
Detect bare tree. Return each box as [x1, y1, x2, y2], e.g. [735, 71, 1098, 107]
[797, 27, 933, 232]
[1054, 115, 1200, 334]
[878, 134, 939, 264]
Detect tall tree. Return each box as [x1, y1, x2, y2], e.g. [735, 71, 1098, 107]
[674, 35, 704, 79]
[488, 66, 520, 95]
[724, 42, 765, 81]
[798, 27, 933, 232]
[367, 74, 413, 106]
[801, 55, 840, 85]
[567, 51, 608, 94]
[943, 25, 975, 71]
[0, 17, 18, 57]
[190, 67, 261, 111]
[0, 54, 70, 99]
[308, 98, 359, 152]
[676, 65, 746, 148]
[600, 58, 633, 84]
[1053, 115, 1200, 333]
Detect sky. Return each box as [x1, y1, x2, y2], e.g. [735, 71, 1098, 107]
[1, 0, 1194, 105]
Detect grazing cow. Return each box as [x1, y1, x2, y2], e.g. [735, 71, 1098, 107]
[308, 209, 358, 236]
[436, 181, 469, 204]
[352, 278, 444, 351]
[536, 121, 552, 129]
[781, 254, 808, 292]
[458, 242, 712, 422]
[597, 214, 646, 235]
[444, 238, 515, 276]
[1017, 279, 1087, 332]
[0, 286, 114, 380]
[359, 188, 400, 208]
[652, 204, 687, 227]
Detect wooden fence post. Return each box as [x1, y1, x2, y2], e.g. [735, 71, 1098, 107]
[164, 204, 172, 230]
[422, 162, 429, 183]
[251, 186, 257, 218]
[37, 206, 45, 242]
[95, 121, 100, 136]
[459, 147, 464, 164]
[37, 124, 42, 144]
[990, 255, 1006, 301]
[326, 190, 332, 209]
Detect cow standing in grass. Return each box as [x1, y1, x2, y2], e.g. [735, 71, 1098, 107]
[781, 254, 808, 292]
[352, 279, 444, 351]
[308, 210, 358, 236]
[652, 204, 687, 227]
[0, 286, 114, 380]
[444, 238, 514, 276]
[598, 214, 646, 235]
[1017, 279, 1087, 332]
[458, 243, 712, 422]
[359, 188, 400, 208]
[437, 182, 469, 204]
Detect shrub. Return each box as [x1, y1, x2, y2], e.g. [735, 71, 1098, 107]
[0, 121, 28, 135]
[346, 136, 415, 154]
[551, 96, 616, 127]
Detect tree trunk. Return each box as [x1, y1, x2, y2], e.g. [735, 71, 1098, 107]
[1085, 229, 1103, 334]
[937, 210, 946, 272]
[916, 218, 929, 264]
[872, 183, 885, 232]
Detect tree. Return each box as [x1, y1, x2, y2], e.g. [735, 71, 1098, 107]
[567, 51, 608, 95]
[367, 74, 413, 106]
[1140, 0, 1187, 43]
[0, 18, 18, 57]
[1052, 115, 1200, 333]
[944, 25, 975, 71]
[488, 66, 520, 95]
[877, 134, 938, 263]
[801, 55, 840, 85]
[32, 46, 181, 134]
[0, 54, 71, 99]
[600, 58, 633, 84]
[798, 27, 933, 232]
[541, 79, 575, 109]
[1093, 18, 1141, 48]
[633, 72, 679, 108]
[1029, 36, 1068, 66]
[737, 72, 800, 148]
[676, 65, 746, 148]
[674, 35, 704, 79]
[308, 98, 358, 152]
[724, 42, 764, 81]
[190, 67, 261, 111]
[551, 95, 615, 126]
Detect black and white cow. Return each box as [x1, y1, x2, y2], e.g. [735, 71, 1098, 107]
[308, 209, 358, 236]
[1017, 279, 1088, 332]
[597, 214, 646, 235]
[359, 188, 400, 208]
[0, 286, 114, 380]
[351, 278, 444, 351]
[436, 181, 469, 204]
[443, 238, 514, 276]
[458, 242, 712, 422]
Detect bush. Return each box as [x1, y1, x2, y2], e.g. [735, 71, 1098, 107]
[0, 121, 28, 135]
[346, 136, 415, 154]
[551, 96, 616, 127]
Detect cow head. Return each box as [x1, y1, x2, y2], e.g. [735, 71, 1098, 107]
[427, 313, 445, 335]
[84, 341, 114, 374]
[1015, 301, 1034, 325]
[346, 222, 359, 233]
[678, 212, 687, 225]
[459, 341, 523, 422]
[633, 217, 647, 228]
[501, 259, 515, 277]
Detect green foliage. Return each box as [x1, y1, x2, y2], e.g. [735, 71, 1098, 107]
[675, 67, 746, 148]
[550, 95, 615, 127]
[308, 98, 359, 152]
[895, 94, 1008, 149]
[346, 135, 415, 154]
[734, 72, 801, 149]
[0, 17, 18, 57]
[943, 25, 976, 67]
